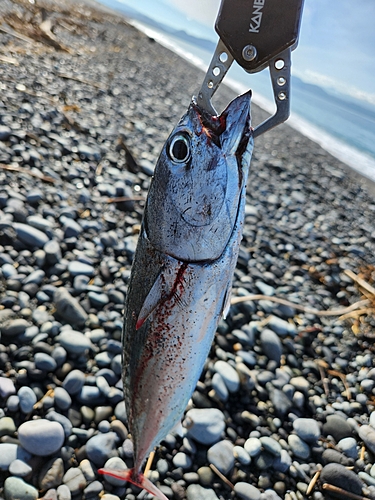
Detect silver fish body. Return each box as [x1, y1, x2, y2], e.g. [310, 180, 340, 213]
[99, 91, 253, 498]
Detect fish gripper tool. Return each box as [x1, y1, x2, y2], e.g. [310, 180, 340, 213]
[197, 0, 304, 137]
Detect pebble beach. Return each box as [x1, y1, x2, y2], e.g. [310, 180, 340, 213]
[1, 1, 375, 500]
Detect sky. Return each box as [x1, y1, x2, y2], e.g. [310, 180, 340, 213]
[111, 0, 375, 106]
[163, 0, 375, 106]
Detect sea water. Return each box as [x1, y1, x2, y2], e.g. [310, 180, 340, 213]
[97, 0, 375, 184]
[129, 21, 375, 184]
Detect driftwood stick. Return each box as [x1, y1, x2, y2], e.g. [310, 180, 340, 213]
[230, 294, 370, 317]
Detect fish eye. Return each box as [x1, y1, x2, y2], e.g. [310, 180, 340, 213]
[168, 133, 191, 163]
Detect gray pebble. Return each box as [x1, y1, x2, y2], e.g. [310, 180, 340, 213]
[6, 395, 19, 412]
[57, 330, 93, 354]
[18, 419, 65, 456]
[186, 484, 219, 500]
[234, 482, 261, 500]
[63, 370, 85, 395]
[260, 437, 281, 456]
[211, 372, 228, 402]
[54, 387, 72, 411]
[369, 411, 375, 429]
[38, 458, 64, 491]
[288, 435, 310, 460]
[214, 360, 240, 393]
[54, 288, 88, 327]
[62, 467, 87, 495]
[233, 446, 251, 465]
[8, 459, 32, 477]
[260, 329, 282, 364]
[185, 408, 225, 445]
[337, 437, 358, 459]
[0, 377, 16, 398]
[34, 352, 57, 372]
[173, 452, 192, 469]
[358, 425, 375, 455]
[0, 417, 16, 437]
[18, 387, 37, 414]
[254, 452, 274, 470]
[1, 319, 30, 338]
[46, 410, 73, 437]
[85, 432, 119, 466]
[323, 414, 353, 442]
[273, 449, 292, 473]
[293, 418, 320, 443]
[320, 463, 363, 496]
[3, 477, 38, 500]
[207, 440, 234, 474]
[0, 443, 32, 471]
[14, 222, 49, 249]
[267, 315, 296, 336]
[79, 459, 96, 482]
[68, 261, 95, 277]
[44, 240, 62, 265]
[244, 437, 262, 457]
[57, 484, 71, 500]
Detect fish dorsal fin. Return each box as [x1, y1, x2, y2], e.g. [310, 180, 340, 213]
[136, 263, 181, 330]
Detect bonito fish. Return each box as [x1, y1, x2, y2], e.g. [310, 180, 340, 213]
[99, 91, 254, 499]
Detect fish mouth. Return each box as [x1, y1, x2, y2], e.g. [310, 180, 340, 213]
[191, 91, 252, 152]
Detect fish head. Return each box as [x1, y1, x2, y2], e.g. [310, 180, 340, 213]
[144, 91, 254, 261]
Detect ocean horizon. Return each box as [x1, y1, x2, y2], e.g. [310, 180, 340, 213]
[97, 0, 375, 185]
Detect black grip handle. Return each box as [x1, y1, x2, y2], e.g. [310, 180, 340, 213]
[215, 0, 304, 73]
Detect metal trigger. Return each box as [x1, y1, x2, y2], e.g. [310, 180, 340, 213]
[197, 39, 234, 116]
[253, 47, 292, 138]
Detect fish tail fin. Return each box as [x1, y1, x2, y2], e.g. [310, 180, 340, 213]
[98, 467, 169, 500]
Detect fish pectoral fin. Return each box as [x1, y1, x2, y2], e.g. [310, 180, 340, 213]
[136, 264, 180, 330]
[221, 286, 232, 320]
[98, 468, 169, 500]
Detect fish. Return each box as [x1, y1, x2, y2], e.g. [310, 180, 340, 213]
[98, 91, 254, 499]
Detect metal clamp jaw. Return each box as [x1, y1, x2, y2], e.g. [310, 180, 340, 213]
[197, 0, 304, 137]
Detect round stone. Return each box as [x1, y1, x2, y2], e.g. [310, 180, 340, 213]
[18, 387, 37, 414]
[214, 360, 240, 393]
[288, 435, 310, 460]
[0, 417, 16, 437]
[4, 477, 38, 500]
[211, 372, 228, 402]
[259, 436, 281, 457]
[234, 482, 261, 500]
[85, 432, 119, 466]
[323, 414, 352, 442]
[207, 440, 234, 474]
[9, 459, 32, 477]
[244, 437, 262, 457]
[173, 452, 192, 469]
[260, 328, 282, 364]
[337, 437, 358, 459]
[34, 352, 57, 372]
[63, 370, 85, 395]
[185, 408, 225, 445]
[62, 467, 87, 495]
[57, 330, 93, 354]
[0, 443, 32, 471]
[293, 418, 321, 443]
[233, 446, 251, 465]
[18, 420, 65, 456]
[320, 463, 363, 497]
[54, 387, 72, 411]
